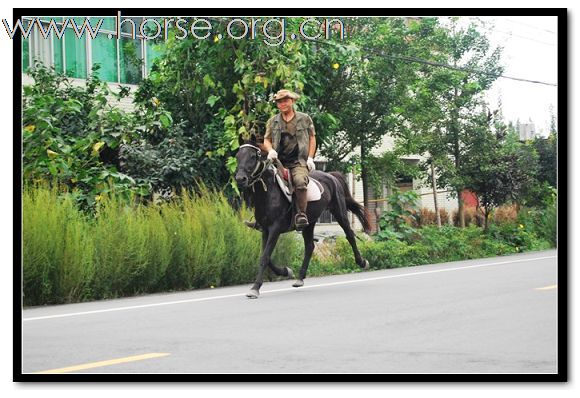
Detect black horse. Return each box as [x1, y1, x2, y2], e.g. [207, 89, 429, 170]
[234, 138, 371, 299]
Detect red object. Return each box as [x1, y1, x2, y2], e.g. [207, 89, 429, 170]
[461, 190, 479, 208]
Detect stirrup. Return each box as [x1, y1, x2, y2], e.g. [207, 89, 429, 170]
[295, 213, 309, 231]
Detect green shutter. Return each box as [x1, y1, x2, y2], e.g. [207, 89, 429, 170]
[64, 30, 87, 78]
[90, 17, 116, 32]
[53, 36, 64, 74]
[91, 34, 118, 82]
[22, 37, 30, 72]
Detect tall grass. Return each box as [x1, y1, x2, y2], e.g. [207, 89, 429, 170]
[23, 185, 95, 304]
[23, 185, 300, 306]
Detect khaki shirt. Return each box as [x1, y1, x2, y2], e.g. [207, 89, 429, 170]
[264, 111, 315, 168]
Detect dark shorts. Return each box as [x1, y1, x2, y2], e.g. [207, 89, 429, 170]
[289, 165, 309, 190]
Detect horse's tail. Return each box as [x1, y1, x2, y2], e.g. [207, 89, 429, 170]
[328, 171, 372, 234]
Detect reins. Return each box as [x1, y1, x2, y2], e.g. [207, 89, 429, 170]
[238, 144, 273, 192]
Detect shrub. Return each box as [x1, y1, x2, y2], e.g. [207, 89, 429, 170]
[452, 207, 485, 227]
[493, 204, 519, 224]
[486, 222, 552, 252]
[413, 208, 451, 227]
[23, 63, 153, 210]
[439, 209, 450, 225]
[412, 208, 436, 227]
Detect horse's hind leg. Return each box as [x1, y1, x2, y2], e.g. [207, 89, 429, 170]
[293, 223, 316, 288]
[332, 209, 369, 270]
[268, 261, 294, 279]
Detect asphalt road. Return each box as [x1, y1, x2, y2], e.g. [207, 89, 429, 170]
[21, 250, 558, 374]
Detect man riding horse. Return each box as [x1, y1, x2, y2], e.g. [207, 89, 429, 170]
[248, 89, 317, 231]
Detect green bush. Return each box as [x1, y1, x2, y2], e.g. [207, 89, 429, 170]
[516, 190, 557, 248]
[486, 222, 552, 252]
[23, 63, 154, 210]
[309, 221, 555, 274]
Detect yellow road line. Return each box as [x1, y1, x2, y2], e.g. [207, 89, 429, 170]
[536, 284, 558, 290]
[33, 352, 170, 374]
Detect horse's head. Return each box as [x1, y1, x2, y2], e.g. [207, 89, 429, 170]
[234, 137, 263, 190]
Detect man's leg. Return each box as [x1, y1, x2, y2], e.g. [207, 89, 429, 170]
[291, 166, 310, 231]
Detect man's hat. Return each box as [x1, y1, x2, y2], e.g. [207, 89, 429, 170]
[272, 89, 300, 102]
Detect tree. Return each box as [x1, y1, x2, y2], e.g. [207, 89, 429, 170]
[306, 17, 423, 208]
[397, 18, 504, 227]
[22, 63, 152, 210]
[132, 17, 312, 196]
[462, 109, 539, 230]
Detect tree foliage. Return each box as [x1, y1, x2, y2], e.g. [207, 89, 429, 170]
[23, 63, 152, 209]
[461, 110, 539, 229]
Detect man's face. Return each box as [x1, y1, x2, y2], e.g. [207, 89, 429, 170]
[275, 97, 294, 112]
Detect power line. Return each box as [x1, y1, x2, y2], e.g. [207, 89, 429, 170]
[500, 17, 556, 35]
[312, 37, 557, 87]
[458, 17, 556, 46]
[463, 16, 557, 46]
[492, 28, 556, 47]
[365, 51, 558, 87]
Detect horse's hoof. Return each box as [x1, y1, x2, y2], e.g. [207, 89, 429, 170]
[286, 267, 294, 279]
[292, 279, 304, 288]
[362, 259, 370, 270]
[246, 289, 260, 299]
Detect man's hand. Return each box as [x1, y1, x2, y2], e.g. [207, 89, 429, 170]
[307, 157, 316, 172]
[267, 149, 278, 160]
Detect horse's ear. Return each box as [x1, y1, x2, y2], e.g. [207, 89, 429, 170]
[238, 134, 245, 147]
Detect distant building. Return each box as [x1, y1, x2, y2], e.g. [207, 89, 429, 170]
[519, 122, 538, 141]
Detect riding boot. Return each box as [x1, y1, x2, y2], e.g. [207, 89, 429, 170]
[244, 219, 263, 232]
[294, 188, 309, 231]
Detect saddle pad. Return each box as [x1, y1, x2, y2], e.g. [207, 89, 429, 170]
[306, 178, 323, 202]
[271, 165, 324, 202]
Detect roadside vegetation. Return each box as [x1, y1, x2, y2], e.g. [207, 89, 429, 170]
[23, 184, 556, 306]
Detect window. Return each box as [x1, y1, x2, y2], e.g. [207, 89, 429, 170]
[120, 37, 142, 84]
[145, 40, 164, 73]
[63, 29, 87, 78]
[22, 36, 30, 72]
[91, 33, 118, 82]
[23, 16, 162, 84]
[53, 34, 64, 74]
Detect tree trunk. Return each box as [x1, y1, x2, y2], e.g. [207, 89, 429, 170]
[452, 87, 465, 228]
[361, 141, 369, 209]
[457, 189, 465, 228]
[483, 206, 489, 231]
[431, 160, 441, 228]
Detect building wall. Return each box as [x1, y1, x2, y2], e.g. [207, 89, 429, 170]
[418, 187, 458, 224]
[519, 122, 537, 141]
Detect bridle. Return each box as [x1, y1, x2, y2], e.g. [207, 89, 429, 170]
[238, 144, 273, 192]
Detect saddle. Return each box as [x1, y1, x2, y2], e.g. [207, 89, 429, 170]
[270, 160, 324, 203]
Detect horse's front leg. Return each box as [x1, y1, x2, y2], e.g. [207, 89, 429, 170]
[247, 227, 282, 299]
